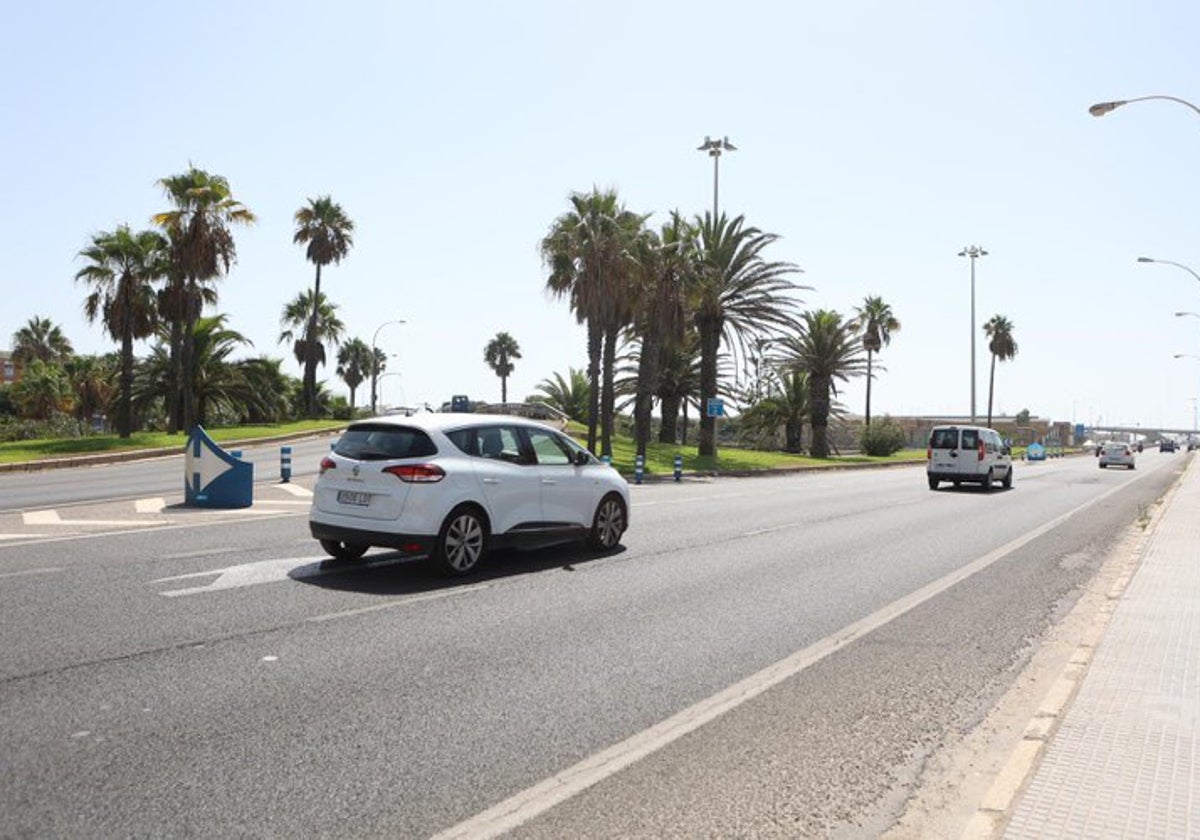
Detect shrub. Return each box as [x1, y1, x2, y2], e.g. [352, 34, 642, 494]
[859, 417, 907, 456]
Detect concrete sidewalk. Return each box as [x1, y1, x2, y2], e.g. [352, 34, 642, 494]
[1000, 454, 1199, 837]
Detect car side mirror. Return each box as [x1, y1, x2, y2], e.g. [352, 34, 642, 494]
[1002, 446, 1011, 456]
[574, 450, 591, 466]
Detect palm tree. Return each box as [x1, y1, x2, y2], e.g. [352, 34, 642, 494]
[336, 338, 374, 411]
[483, 332, 522, 403]
[10, 359, 73, 420]
[278, 290, 346, 399]
[294, 196, 355, 417]
[153, 166, 256, 433]
[655, 330, 702, 445]
[529, 368, 590, 422]
[983, 315, 1018, 427]
[852, 296, 901, 427]
[541, 187, 644, 455]
[11, 316, 73, 365]
[737, 367, 810, 453]
[65, 354, 117, 427]
[690, 213, 807, 457]
[627, 212, 694, 457]
[781, 309, 866, 458]
[75, 226, 169, 437]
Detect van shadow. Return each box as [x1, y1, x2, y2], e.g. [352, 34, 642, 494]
[291, 542, 626, 596]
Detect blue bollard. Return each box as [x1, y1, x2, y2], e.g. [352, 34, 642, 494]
[673, 454, 683, 482]
[634, 454, 644, 485]
[601, 455, 611, 465]
[281, 445, 292, 483]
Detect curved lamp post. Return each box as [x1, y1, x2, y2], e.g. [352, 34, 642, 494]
[1139, 256, 1200, 286]
[370, 319, 406, 415]
[1089, 95, 1200, 120]
[375, 371, 404, 412]
[957, 245, 988, 422]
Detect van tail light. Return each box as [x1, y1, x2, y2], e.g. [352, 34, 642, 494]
[926, 446, 931, 460]
[383, 463, 446, 483]
[319, 456, 336, 475]
[977, 441, 986, 461]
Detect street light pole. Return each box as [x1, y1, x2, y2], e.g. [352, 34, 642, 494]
[1139, 256, 1200, 286]
[697, 135, 736, 220]
[1089, 94, 1200, 120]
[958, 245, 988, 423]
[370, 319, 405, 416]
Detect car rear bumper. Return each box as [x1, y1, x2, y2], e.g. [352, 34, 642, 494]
[927, 469, 996, 483]
[309, 521, 436, 554]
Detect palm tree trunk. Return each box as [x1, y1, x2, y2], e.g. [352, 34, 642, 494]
[600, 325, 619, 457]
[167, 316, 183, 435]
[501, 374, 508, 404]
[987, 354, 997, 427]
[118, 332, 134, 439]
[305, 263, 323, 418]
[633, 333, 661, 457]
[697, 321, 721, 457]
[585, 320, 601, 453]
[865, 351, 874, 427]
[658, 393, 679, 444]
[181, 281, 199, 432]
[810, 375, 831, 458]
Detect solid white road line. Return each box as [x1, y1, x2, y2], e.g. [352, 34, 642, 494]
[431, 475, 1140, 840]
[277, 483, 313, 497]
[135, 497, 165, 513]
[0, 567, 63, 579]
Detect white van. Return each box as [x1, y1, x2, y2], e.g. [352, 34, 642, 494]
[926, 425, 1013, 491]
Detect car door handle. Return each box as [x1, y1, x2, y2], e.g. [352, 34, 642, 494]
[482, 478, 500, 485]
[541, 479, 557, 486]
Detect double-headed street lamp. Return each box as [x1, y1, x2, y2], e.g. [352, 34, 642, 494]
[370, 319, 405, 416]
[958, 245, 988, 423]
[697, 135, 736, 220]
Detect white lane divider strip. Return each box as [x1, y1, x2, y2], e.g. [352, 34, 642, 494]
[277, 484, 313, 498]
[431, 477, 1138, 840]
[23, 510, 61, 525]
[0, 567, 63, 579]
[135, 498, 165, 513]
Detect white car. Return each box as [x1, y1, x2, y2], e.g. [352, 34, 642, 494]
[926, 424, 1013, 491]
[1099, 441, 1136, 470]
[309, 413, 630, 574]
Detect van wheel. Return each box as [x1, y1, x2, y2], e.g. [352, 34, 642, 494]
[1002, 468, 1013, 489]
[1100, 463, 1107, 469]
[928, 476, 939, 491]
[983, 469, 995, 492]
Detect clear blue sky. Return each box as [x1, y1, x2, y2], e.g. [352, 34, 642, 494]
[4, 2, 1200, 432]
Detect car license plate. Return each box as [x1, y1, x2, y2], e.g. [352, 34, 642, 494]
[337, 490, 371, 507]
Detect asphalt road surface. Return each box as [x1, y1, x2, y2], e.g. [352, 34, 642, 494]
[0, 451, 1186, 837]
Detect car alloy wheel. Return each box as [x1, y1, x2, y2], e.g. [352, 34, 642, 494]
[588, 494, 626, 550]
[435, 506, 487, 575]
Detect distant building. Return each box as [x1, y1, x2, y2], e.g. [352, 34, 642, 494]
[0, 350, 20, 385]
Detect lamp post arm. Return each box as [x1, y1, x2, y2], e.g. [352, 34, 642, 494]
[1091, 94, 1200, 119]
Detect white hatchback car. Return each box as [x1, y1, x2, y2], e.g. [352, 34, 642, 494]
[309, 413, 630, 574]
[1099, 441, 1136, 470]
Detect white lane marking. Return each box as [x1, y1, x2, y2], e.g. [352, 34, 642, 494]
[162, 548, 239, 560]
[0, 534, 44, 541]
[252, 500, 311, 506]
[277, 484, 313, 498]
[431, 474, 1140, 840]
[135, 498, 165, 513]
[24, 510, 61, 525]
[22, 509, 160, 528]
[0, 567, 63, 579]
[152, 555, 330, 596]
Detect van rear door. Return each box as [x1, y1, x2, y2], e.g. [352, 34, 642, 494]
[928, 427, 960, 473]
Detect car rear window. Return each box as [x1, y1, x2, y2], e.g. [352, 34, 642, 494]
[961, 430, 980, 449]
[930, 429, 959, 449]
[335, 424, 438, 460]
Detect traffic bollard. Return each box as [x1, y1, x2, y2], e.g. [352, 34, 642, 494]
[601, 455, 611, 465]
[674, 454, 683, 482]
[634, 454, 644, 484]
[281, 445, 292, 483]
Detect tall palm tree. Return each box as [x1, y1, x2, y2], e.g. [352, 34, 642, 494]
[483, 332, 522, 403]
[278, 290, 346, 397]
[983, 314, 1018, 427]
[11, 316, 73, 365]
[852, 296, 901, 427]
[294, 196, 355, 417]
[781, 309, 866, 458]
[65, 354, 117, 427]
[75, 226, 169, 437]
[336, 338, 373, 412]
[153, 166, 256, 433]
[541, 187, 644, 455]
[627, 212, 694, 457]
[690, 212, 807, 457]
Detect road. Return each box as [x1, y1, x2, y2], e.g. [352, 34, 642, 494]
[0, 451, 1186, 837]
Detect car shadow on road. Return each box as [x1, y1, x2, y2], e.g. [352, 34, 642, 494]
[290, 543, 626, 596]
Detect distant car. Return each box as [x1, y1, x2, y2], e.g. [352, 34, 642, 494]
[926, 424, 1013, 491]
[1026, 442, 1046, 461]
[1099, 442, 1136, 469]
[1160, 439, 1178, 453]
[309, 413, 630, 575]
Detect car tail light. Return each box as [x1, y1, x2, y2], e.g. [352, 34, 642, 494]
[319, 456, 336, 475]
[977, 440, 986, 461]
[383, 463, 446, 483]
[926, 446, 932, 460]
